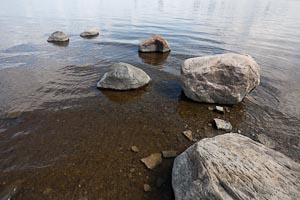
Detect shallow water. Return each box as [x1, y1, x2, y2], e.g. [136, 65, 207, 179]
[0, 0, 300, 199]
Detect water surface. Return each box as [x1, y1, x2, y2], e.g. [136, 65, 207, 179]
[0, 0, 300, 199]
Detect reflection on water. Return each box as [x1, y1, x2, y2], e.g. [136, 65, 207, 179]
[138, 52, 170, 66]
[48, 41, 70, 47]
[0, 0, 300, 199]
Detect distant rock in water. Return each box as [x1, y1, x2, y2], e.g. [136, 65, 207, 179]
[97, 62, 151, 90]
[139, 35, 171, 53]
[181, 53, 260, 104]
[47, 31, 69, 42]
[172, 133, 300, 200]
[80, 29, 99, 38]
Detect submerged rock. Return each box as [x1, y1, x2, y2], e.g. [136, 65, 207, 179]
[162, 151, 177, 158]
[80, 29, 99, 38]
[214, 118, 232, 131]
[172, 133, 300, 200]
[143, 184, 151, 192]
[141, 153, 162, 169]
[138, 35, 171, 53]
[131, 146, 139, 153]
[47, 31, 69, 42]
[181, 53, 260, 104]
[97, 62, 151, 90]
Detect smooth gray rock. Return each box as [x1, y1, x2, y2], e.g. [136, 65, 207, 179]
[181, 53, 260, 104]
[97, 62, 151, 90]
[172, 133, 300, 200]
[80, 29, 99, 37]
[139, 35, 171, 53]
[214, 118, 232, 131]
[47, 31, 69, 42]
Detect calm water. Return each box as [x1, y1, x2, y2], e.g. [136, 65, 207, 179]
[0, 0, 300, 199]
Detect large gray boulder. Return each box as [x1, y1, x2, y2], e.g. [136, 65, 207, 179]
[181, 53, 260, 104]
[47, 31, 69, 42]
[138, 35, 171, 53]
[172, 133, 300, 200]
[97, 62, 151, 90]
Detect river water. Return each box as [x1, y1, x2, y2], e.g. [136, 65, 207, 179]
[0, 0, 300, 199]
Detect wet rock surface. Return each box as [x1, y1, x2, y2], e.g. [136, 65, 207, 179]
[97, 62, 151, 90]
[172, 133, 300, 200]
[138, 35, 171, 53]
[47, 31, 69, 42]
[80, 29, 99, 38]
[181, 53, 260, 104]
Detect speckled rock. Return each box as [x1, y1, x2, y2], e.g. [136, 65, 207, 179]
[181, 53, 260, 104]
[139, 35, 171, 53]
[172, 133, 300, 200]
[47, 31, 69, 42]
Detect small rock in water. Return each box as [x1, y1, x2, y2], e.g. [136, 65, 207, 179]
[131, 146, 139, 153]
[182, 130, 193, 141]
[80, 29, 99, 38]
[208, 106, 214, 111]
[214, 106, 224, 114]
[208, 123, 213, 127]
[141, 153, 162, 169]
[214, 118, 232, 131]
[162, 151, 177, 158]
[139, 34, 171, 53]
[238, 129, 242, 134]
[225, 107, 230, 113]
[143, 184, 151, 192]
[47, 31, 69, 42]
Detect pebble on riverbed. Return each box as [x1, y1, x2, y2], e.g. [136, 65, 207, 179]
[214, 106, 224, 114]
[131, 146, 139, 153]
[141, 153, 162, 169]
[214, 118, 232, 131]
[144, 184, 151, 192]
[162, 151, 177, 158]
[182, 130, 193, 141]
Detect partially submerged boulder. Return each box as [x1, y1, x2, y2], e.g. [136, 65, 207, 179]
[181, 53, 260, 104]
[172, 133, 300, 200]
[80, 29, 99, 38]
[97, 62, 151, 90]
[47, 31, 69, 42]
[139, 35, 171, 53]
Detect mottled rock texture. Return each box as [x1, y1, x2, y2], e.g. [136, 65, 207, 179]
[172, 133, 300, 200]
[47, 31, 69, 42]
[181, 53, 260, 104]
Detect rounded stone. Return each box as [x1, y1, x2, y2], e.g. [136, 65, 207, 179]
[47, 31, 69, 42]
[97, 62, 151, 90]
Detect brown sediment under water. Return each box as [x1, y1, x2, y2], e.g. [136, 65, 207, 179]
[1, 0, 300, 199]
